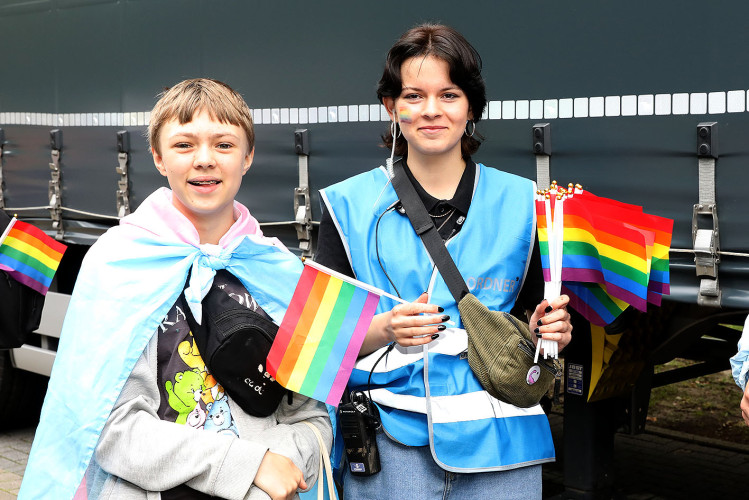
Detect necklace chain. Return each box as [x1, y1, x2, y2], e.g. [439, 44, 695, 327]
[429, 207, 455, 219]
[433, 207, 456, 232]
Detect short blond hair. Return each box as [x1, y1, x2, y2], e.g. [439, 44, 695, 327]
[148, 78, 254, 155]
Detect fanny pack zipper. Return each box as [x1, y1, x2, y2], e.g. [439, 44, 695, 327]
[214, 309, 275, 342]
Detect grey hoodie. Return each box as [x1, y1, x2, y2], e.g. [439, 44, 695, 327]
[89, 332, 332, 499]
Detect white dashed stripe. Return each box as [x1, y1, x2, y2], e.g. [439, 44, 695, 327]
[1, 90, 747, 126]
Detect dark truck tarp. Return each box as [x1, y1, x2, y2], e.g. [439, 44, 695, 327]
[1, 0, 748, 307]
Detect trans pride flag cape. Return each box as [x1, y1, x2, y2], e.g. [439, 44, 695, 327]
[19, 188, 304, 500]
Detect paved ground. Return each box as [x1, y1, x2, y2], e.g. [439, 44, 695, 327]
[1, 412, 747, 499]
[0, 426, 32, 498]
[543, 411, 749, 499]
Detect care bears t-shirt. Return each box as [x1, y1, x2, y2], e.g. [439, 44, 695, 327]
[155, 270, 274, 499]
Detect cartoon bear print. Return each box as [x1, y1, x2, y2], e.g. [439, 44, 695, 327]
[186, 403, 206, 430]
[204, 393, 239, 437]
[165, 368, 206, 425]
[177, 331, 206, 373]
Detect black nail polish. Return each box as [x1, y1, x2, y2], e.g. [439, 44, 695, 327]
[431, 333, 440, 340]
[437, 324, 446, 331]
[534, 327, 540, 334]
[437, 307, 444, 313]
[442, 315, 450, 322]
[535, 333, 543, 338]
[545, 305, 553, 313]
[537, 319, 543, 326]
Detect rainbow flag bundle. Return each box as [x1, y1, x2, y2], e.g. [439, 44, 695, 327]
[0, 214, 67, 295]
[536, 182, 673, 327]
[266, 260, 382, 406]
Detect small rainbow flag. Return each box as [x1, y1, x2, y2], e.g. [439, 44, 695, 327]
[0, 214, 67, 295]
[266, 260, 381, 406]
[573, 190, 673, 303]
[536, 182, 673, 327]
[559, 197, 654, 312]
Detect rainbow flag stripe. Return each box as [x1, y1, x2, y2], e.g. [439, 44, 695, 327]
[575, 191, 673, 298]
[0, 218, 66, 295]
[562, 282, 630, 327]
[266, 264, 380, 406]
[536, 186, 673, 326]
[560, 199, 654, 312]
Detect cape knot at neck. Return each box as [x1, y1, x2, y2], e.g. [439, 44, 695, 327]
[199, 246, 231, 271]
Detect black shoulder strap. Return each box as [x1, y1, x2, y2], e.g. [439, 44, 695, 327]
[390, 161, 469, 303]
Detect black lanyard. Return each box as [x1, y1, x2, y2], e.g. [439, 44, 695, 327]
[390, 160, 469, 304]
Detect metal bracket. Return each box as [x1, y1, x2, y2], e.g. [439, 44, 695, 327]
[116, 130, 131, 217]
[293, 129, 313, 257]
[48, 129, 63, 240]
[533, 123, 551, 189]
[692, 202, 720, 305]
[0, 128, 5, 210]
[693, 122, 720, 307]
[692, 203, 720, 277]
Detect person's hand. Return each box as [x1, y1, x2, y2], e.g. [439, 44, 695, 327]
[382, 292, 449, 348]
[741, 383, 749, 426]
[385, 292, 450, 347]
[386, 293, 449, 346]
[529, 295, 573, 354]
[360, 293, 448, 355]
[253, 451, 307, 500]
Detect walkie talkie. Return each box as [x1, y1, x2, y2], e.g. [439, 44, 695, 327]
[339, 390, 381, 476]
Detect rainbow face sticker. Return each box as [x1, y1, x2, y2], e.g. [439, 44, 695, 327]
[398, 107, 413, 123]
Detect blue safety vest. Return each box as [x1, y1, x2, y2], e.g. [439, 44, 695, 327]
[321, 163, 555, 472]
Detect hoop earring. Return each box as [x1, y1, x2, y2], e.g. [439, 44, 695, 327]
[390, 119, 402, 139]
[465, 120, 476, 138]
[386, 120, 399, 179]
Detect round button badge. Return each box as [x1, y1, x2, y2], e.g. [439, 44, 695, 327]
[526, 365, 541, 385]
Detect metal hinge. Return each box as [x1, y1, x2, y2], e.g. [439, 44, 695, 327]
[293, 129, 313, 258]
[48, 129, 63, 240]
[116, 131, 131, 217]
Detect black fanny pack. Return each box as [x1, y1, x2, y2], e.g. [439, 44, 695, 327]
[0, 270, 44, 350]
[182, 270, 287, 417]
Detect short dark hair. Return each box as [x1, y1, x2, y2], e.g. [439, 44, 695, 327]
[377, 23, 486, 158]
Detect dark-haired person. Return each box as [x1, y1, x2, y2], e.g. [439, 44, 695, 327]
[316, 24, 573, 499]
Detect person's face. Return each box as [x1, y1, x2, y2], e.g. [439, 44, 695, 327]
[153, 108, 253, 229]
[384, 55, 472, 162]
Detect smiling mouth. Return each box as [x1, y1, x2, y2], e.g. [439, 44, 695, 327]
[188, 180, 220, 186]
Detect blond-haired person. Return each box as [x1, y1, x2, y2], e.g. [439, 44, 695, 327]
[21, 79, 331, 500]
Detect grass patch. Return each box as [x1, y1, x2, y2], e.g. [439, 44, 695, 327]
[648, 358, 749, 444]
